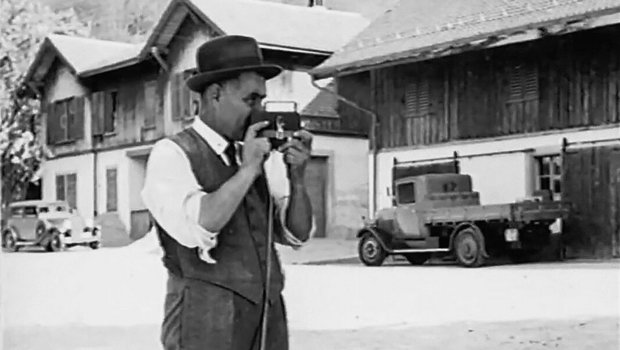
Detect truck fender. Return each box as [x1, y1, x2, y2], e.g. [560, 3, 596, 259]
[357, 228, 392, 252]
[449, 223, 489, 258]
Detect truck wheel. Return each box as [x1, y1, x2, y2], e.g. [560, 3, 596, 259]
[403, 253, 430, 265]
[358, 233, 387, 266]
[454, 227, 486, 267]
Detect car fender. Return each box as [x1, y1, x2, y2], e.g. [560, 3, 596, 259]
[449, 222, 489, 258]
[357, 227, 393, 252]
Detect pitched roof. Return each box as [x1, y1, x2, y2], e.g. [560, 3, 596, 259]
[301, 81, 338, 118]
[142, 0, 370, 56]
[24, 34, 143, 84]
[311, 0, 620, 78]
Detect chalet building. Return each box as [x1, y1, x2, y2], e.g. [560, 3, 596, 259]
[312, 0, 620, 258]
[23, 0, 370, 244]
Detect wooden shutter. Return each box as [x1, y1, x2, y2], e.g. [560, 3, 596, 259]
[91, 92, 105, 136]
[182, 70, 193, 118]
[508, 63, 538, 102]
[56, 175, 65, 200]
[58, 101, 68, 142]
[73, 96, 85, 140]
[106, 168, 118, 212]
[103, 91, 117, 133]
[67, 98, 76, 140]
[46, 103, 56, 145]
[144, 80, 157, 128]
[171, 73, 183, 121]
[405, 80, 430, 118]
[66, 173, 77, 209]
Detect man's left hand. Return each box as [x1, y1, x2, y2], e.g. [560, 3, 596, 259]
[278, 130, 313, 181]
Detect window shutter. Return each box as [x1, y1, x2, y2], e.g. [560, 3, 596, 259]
[66, 98, 76, 140]
[46, 103, 55, 145]
[405, 80, 430, 118]
[144, 80, 157, 128]
[58, 101, 68, 142]
[106, 168, 118, 212]
[103, 91, 117, 133]
[508, 63, 538, 102]
[91, 92, 105, 136]
[182, 70, 193, 118]
[66, 173, 77, 209]
[171, 73, 183, 121]
[73, 96, 85, 140]
[56, 175, 65, 200]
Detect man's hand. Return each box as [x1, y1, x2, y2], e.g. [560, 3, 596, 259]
[278, 130, 313, 182]
[241, 121, 271, 176]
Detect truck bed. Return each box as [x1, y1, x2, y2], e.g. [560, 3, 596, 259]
[422, 201, 569, 225]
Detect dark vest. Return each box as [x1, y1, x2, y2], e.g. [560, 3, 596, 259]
[154, 128, 284, 304]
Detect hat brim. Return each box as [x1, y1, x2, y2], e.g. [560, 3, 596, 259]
[186, 64, 283, 92]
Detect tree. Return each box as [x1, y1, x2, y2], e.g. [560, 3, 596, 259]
[0, 0, 89, 213]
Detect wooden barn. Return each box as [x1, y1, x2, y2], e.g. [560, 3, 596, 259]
[312, 0, 620, 258]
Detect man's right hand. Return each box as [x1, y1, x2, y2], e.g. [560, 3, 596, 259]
[241, 121, 271, 175]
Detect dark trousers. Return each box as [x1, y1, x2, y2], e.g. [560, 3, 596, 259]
[161, 273, 289, 350]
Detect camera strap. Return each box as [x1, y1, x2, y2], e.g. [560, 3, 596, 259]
[258, 194, 275, 350]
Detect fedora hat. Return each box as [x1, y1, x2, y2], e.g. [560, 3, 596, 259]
[186, 35, 283, 92]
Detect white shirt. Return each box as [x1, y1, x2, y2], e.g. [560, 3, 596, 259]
[141, 118, 313, 263]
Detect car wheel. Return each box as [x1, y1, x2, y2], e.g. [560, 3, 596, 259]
[403, 253, 431, 265]
[2, 231, 18, 252]
[358, 233, 387, 266]
[46, 234, 65, 252]
[89, 241, 100, 250]
[454, 227, 486, 268]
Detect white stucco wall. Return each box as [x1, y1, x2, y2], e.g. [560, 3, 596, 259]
[46, 65, 88, 102]
[373, 125, 620, 212]
[40, 153, 95, 220]
[314, 135, 369, 239]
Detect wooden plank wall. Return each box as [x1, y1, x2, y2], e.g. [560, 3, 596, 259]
[563, 145, 620, 258]
[361, 26, 620, 149]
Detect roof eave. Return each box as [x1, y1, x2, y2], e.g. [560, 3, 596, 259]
[258, 43, 332, 56]
[312, 5, 620, 79]
[79, 57, 142, 77]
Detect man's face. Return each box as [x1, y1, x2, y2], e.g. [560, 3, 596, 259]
[209, 72, 267, 141]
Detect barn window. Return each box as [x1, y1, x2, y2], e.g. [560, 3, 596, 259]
[535, 155, 562, 201]
[56, 173, 77, 209]
[507, 63, 538, 103]
[405, 80, 430, 118]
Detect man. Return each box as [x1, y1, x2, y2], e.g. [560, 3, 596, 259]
[142, 35, 314, 350]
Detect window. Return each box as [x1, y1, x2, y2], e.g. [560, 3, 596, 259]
[405, 80, 430, 119]
[397, 182, 416, 204]
[10, 207, 24, 217]
[56, 173, 77, 209]
[23, 206, 37, 217]
[106, 168, 118, 212]
[104, 90, 118, 134]
[47, 97, 84, 144]
[535, 155, 562, 201]
[171, 70, 201, 121]
[507, 63, 538, 103]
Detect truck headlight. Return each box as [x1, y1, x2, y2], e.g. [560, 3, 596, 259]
[504, 228, 519, 242]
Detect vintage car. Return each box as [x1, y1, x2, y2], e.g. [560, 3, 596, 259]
[358, 174, 569, 267]
[1, 200, 101, 252]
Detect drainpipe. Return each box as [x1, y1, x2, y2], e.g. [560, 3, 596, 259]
[151, 47, 169, 72]
[310, 77, 379, 217]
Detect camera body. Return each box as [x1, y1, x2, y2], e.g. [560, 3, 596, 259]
[249, 109, 301, 149]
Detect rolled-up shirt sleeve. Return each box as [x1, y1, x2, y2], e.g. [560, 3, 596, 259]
[264, 152, 316, 248]
[141, 139, 219, 263]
